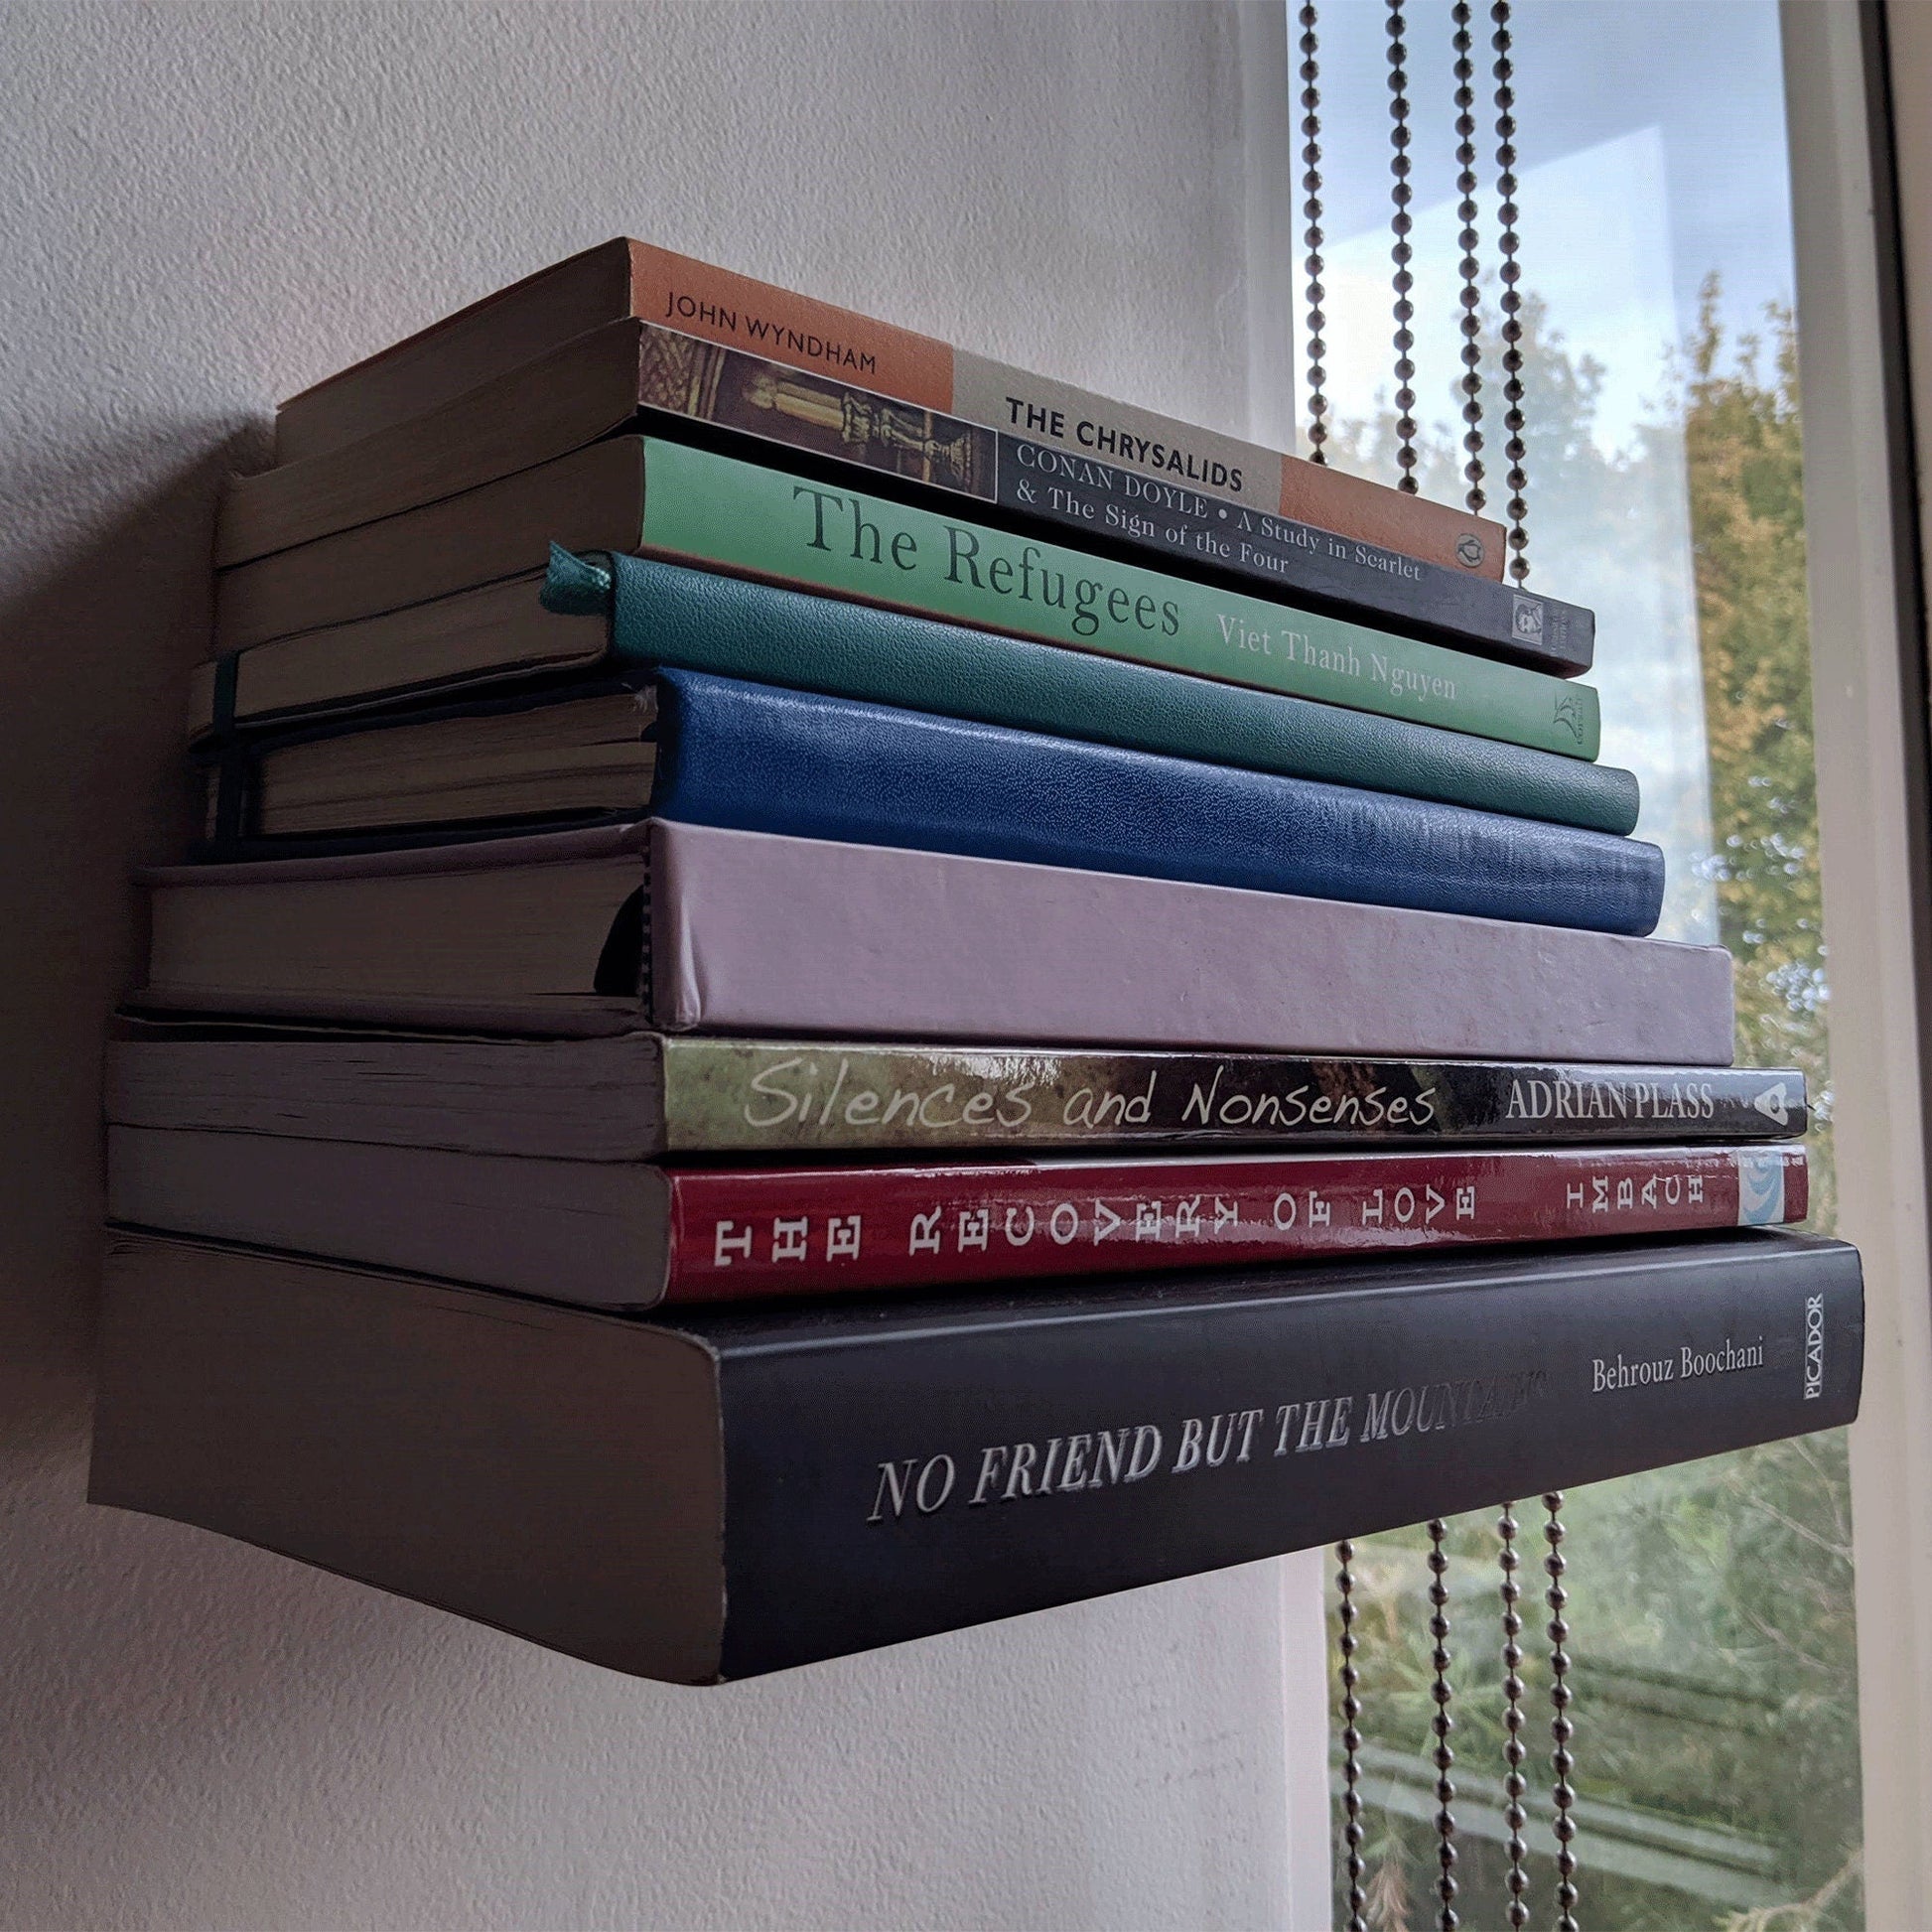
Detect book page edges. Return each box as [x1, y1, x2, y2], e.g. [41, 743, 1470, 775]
[127, 988, 642, 1036]
[224, 320, 648, 569]
[91, 1231, 727, 1684]
[195, 575, 605, 741]
[138, 817, 651, 886]
[271, 239, 637, 461]
[103, 1025, 667, 1160]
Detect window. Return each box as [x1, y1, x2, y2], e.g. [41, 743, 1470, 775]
[1298, 6, 1861, 1923]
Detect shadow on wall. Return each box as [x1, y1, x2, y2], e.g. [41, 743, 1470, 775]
[0, 428, 256, 1449]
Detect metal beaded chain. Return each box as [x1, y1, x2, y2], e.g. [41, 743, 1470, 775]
[1324, 17, 1559, 1921]
[1384, 0, 1421, 492]
[1426, 1521, 1458, 1930]
[1299, 4, 1330, 466]
[1335, 1541, 1369, 1932]
[1498, 1505, 1532, 1927]
[1546, 1493, 1580, 1931]
[1450, 0, 1486, 513]
[1491, 0, 1530, 580]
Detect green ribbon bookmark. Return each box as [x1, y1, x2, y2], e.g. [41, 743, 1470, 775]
[540, 543, 614, 617]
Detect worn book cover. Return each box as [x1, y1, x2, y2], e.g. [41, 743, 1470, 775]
[199, 667, 1663, 935]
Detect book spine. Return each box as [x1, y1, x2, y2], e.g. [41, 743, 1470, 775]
[662, 1146, 1804, 1301]
[634, 438, 1601, 759]
[595, 553, 1640, 835]
[635, 240, 958, 410]
[713, 1235, 1863, 1677]
[986, 433, 1587, 675]
[645, 819, 1735, 1062]
[631, 324, 1581, 672]
[628, 243, 1506, 577]
[949, 351, 1506, 579]
[656, 1040, 1808, 1153]
[650, 669, 1663, 934]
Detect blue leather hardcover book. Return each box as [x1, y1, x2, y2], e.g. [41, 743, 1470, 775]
[207, 667, 1666, 936]
[655, 671, 1664, 935]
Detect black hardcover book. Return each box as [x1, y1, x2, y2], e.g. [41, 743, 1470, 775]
[93, 1230, 1861, 1684]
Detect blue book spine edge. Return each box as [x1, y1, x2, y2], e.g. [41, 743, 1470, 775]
[650, 666, 1665, 937]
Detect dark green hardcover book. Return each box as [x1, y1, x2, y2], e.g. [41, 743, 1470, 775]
[198, 557, 1640, 833]
[576, 552, 1638, 831]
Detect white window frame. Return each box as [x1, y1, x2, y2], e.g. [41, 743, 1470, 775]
[1784, 4, 1932, 1923]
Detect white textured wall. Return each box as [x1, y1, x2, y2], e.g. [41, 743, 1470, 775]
[0, 4, 1329, 1928]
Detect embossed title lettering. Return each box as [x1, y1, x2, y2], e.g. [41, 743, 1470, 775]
[862, 1368, 1550, 1525]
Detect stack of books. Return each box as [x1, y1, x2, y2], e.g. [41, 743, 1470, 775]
[92, 241, 1862, 1685]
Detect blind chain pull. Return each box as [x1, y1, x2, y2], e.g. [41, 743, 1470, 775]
[1491, 0, 1530, 579]
[1385, 0, 1421, 492]
[1546, 1494, 1580, 1930]
[1331, 12, 1561, 1916]
[1299, 3, 1331, 465]
[1499, 1503, 1533, 1927]
[1427, 1519, 1459, 1929]
[1335, 1540, 1370, 1932]
[1450, 0, 1486, 512]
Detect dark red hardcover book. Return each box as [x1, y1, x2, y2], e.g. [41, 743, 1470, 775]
[661, 1145, 1806, 1302]
[108, 1135, 1806, 1311]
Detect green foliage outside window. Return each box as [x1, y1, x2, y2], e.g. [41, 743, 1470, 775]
[1327, 282, 1861, 1932]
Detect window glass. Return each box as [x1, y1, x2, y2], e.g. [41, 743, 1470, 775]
[1303, 5, 1859, 1924]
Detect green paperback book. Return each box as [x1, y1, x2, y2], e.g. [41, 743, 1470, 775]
[213, 435, 1601, 760]
[636, 438, 1600, 759]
